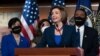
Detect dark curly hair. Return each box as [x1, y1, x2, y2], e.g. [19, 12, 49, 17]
[38, 19, 52, 30]
[8, 17, 21, 28]
[74, 8, 87, 19]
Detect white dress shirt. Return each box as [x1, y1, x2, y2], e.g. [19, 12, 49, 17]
[76, 25, 85, 47]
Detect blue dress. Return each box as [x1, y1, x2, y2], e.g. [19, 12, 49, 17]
[54, 35, 61, 46]
[1, 33, 30, 56]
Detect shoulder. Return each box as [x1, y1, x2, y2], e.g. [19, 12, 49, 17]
[2, 33, 12, 40]
[20, 35, 29, 41]
[85, 26, 98, 34]
[20, 35, 29, 43]
[64, 25, 75, 30]
[44, 25, 54, 32]
[46, 25, 54, 29]
[20, 35, 30, 47]
[61, 25, 76, 34]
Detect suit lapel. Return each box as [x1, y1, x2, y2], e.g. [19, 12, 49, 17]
[60, 25, 65, 46]
[61, 25, 70, 46]
[11, 34, 23, 47]
[50, 26, 56, 45]
[19, 36, 23, 46]
[82, 26, 88, 48]
[10, 34, 19, 47]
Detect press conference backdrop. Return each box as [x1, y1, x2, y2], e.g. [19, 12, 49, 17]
[0, 4, 100, 56]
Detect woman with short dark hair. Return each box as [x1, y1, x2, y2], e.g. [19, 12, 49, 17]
[1, 17, 30, 56]
[38, 19, 52, 33]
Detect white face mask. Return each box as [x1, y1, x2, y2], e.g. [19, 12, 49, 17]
[41, 26, 49, 33]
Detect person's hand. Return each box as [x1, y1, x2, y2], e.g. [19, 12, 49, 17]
[31, 42, 36, 47]
[77, 47, 84, 56]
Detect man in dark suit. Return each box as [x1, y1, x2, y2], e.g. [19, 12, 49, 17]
[74, 9, 99, 56]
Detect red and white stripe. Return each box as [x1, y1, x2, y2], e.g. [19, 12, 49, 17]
[21, 16, 36, 40]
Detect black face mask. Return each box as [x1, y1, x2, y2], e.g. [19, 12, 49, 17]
[12, 26, 21, 34]
[74, 17, 86, 26]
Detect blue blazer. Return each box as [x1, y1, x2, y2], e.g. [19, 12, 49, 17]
[36, 25, 77, 48]
[1, 33, 30, 56]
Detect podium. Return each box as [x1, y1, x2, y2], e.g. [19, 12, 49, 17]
[15, 48, 83, 56]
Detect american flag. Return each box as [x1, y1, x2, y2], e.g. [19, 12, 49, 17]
[21, 0, 39, 40]
[52, 0, 65, 6]
[76, 0, 92, 15]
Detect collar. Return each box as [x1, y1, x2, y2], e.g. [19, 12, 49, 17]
[76, 25, 85, 32]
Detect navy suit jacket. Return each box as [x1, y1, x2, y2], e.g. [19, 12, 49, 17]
[75, 26, 99, 56]
[1, 33, 30, 56]
[36, 25, 77, 48]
